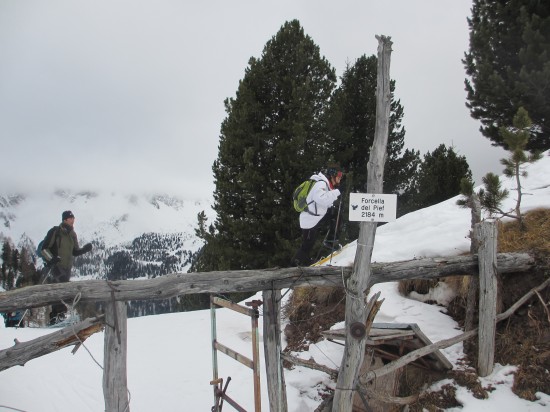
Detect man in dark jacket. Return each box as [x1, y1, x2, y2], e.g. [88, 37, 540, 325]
[41, 210, 92, 324]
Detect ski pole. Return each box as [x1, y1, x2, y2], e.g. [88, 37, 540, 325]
[329, 195, 343, 265]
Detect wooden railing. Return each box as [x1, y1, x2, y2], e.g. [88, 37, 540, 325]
[0, 251, 535, 411]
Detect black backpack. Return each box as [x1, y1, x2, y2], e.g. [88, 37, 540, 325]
[36, 226, 60, 262]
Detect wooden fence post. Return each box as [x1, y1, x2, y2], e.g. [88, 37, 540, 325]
[263, 289, 288, 412]
[103, 300, 130, 412]
[332, 34, 393, 412]
[475, 220, 498, 377]
[464, 193, 482, 352]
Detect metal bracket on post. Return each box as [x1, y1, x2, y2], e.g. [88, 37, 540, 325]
[245, 300, 263, 318]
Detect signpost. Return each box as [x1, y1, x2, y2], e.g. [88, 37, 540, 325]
[348, 193, 397, 222]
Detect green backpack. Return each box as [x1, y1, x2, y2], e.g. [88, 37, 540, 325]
[292, 179, 317, 213]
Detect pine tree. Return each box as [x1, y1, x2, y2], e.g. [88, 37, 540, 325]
[10, 249, 20, 288]
[500, 107, 543, 227]
[325, 54, 420, 228]
[406, 144, 472, 211]
[475, 107, 543, 229]
[198, 20, 337, 270]
[1, 240, 12, 290]
[15, 246, 40, 288]
[477, 172, 509, 217]
[190, 211, 219, 272]
[463, 0, 550, 150]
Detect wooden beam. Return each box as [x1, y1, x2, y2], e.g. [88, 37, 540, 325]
[0, 253, 534, 312]
[3, 253, 531, 306]
[0, 316, 104, 372]
[409, 324, 453, 370]
[212, 297, 256, 317]
[214, 341, 254, 369]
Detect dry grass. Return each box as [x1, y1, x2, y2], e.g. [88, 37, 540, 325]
[397, 278, 439, 297]
[283, 286, 346, 351]
[498, 208, 550, 256]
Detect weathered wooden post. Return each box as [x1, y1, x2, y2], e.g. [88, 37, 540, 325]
[263, 289, 288, 412]
[332, 34, 393, 412]
[103, 300, 130, 412]
[464, 193, 481, 350]
[475, 220, 498, 377]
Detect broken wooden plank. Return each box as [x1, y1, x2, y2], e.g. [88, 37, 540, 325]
[323, 328, 414, 340]
[323, 322, 452, 372]
[409, 324, 453, 371]
[0, 316, 104, 372]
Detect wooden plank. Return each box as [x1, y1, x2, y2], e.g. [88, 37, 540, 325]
[370, 329, 414, 337]
[369, 332, 414, 341]
[0, 316, 104, 372]
[409, 324, 453, 371]
[211, 296, 255, 317]
[214, 341, 254, 369]
[322, 329, 414, 342]
[324, 323, 452, 372]
[323, 326, 414, 335]
[371, 323, 413, 330]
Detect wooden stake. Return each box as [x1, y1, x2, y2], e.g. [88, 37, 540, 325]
[332, 34, 393, 412]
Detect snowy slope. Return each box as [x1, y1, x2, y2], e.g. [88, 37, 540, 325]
[0, 153, 549, 411]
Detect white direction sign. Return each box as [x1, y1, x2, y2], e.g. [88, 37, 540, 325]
[348, 193, 397, 222]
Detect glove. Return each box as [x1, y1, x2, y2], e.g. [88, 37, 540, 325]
[82, 243, 93, 253]
[49, 256, 61, 266]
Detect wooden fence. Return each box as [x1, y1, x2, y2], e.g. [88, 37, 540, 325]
[0, 248, 535, 411]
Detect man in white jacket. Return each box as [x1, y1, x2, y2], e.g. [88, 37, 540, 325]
[292, 165, 343, 266]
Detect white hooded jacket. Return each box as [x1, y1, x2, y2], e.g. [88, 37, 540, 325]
[299, 172, 341, 229]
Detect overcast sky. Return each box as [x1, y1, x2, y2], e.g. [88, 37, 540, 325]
[0, 0, 507, 200]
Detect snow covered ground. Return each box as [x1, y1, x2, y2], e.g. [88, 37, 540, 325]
[1, 153, 550, 411]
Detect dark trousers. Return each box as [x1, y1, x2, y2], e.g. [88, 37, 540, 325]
[46, 265, 72, 324]
[292, 214, 331, 266]
[293, 226, 320, 266]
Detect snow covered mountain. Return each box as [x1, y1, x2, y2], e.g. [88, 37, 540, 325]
[0, 189, 214, 279]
